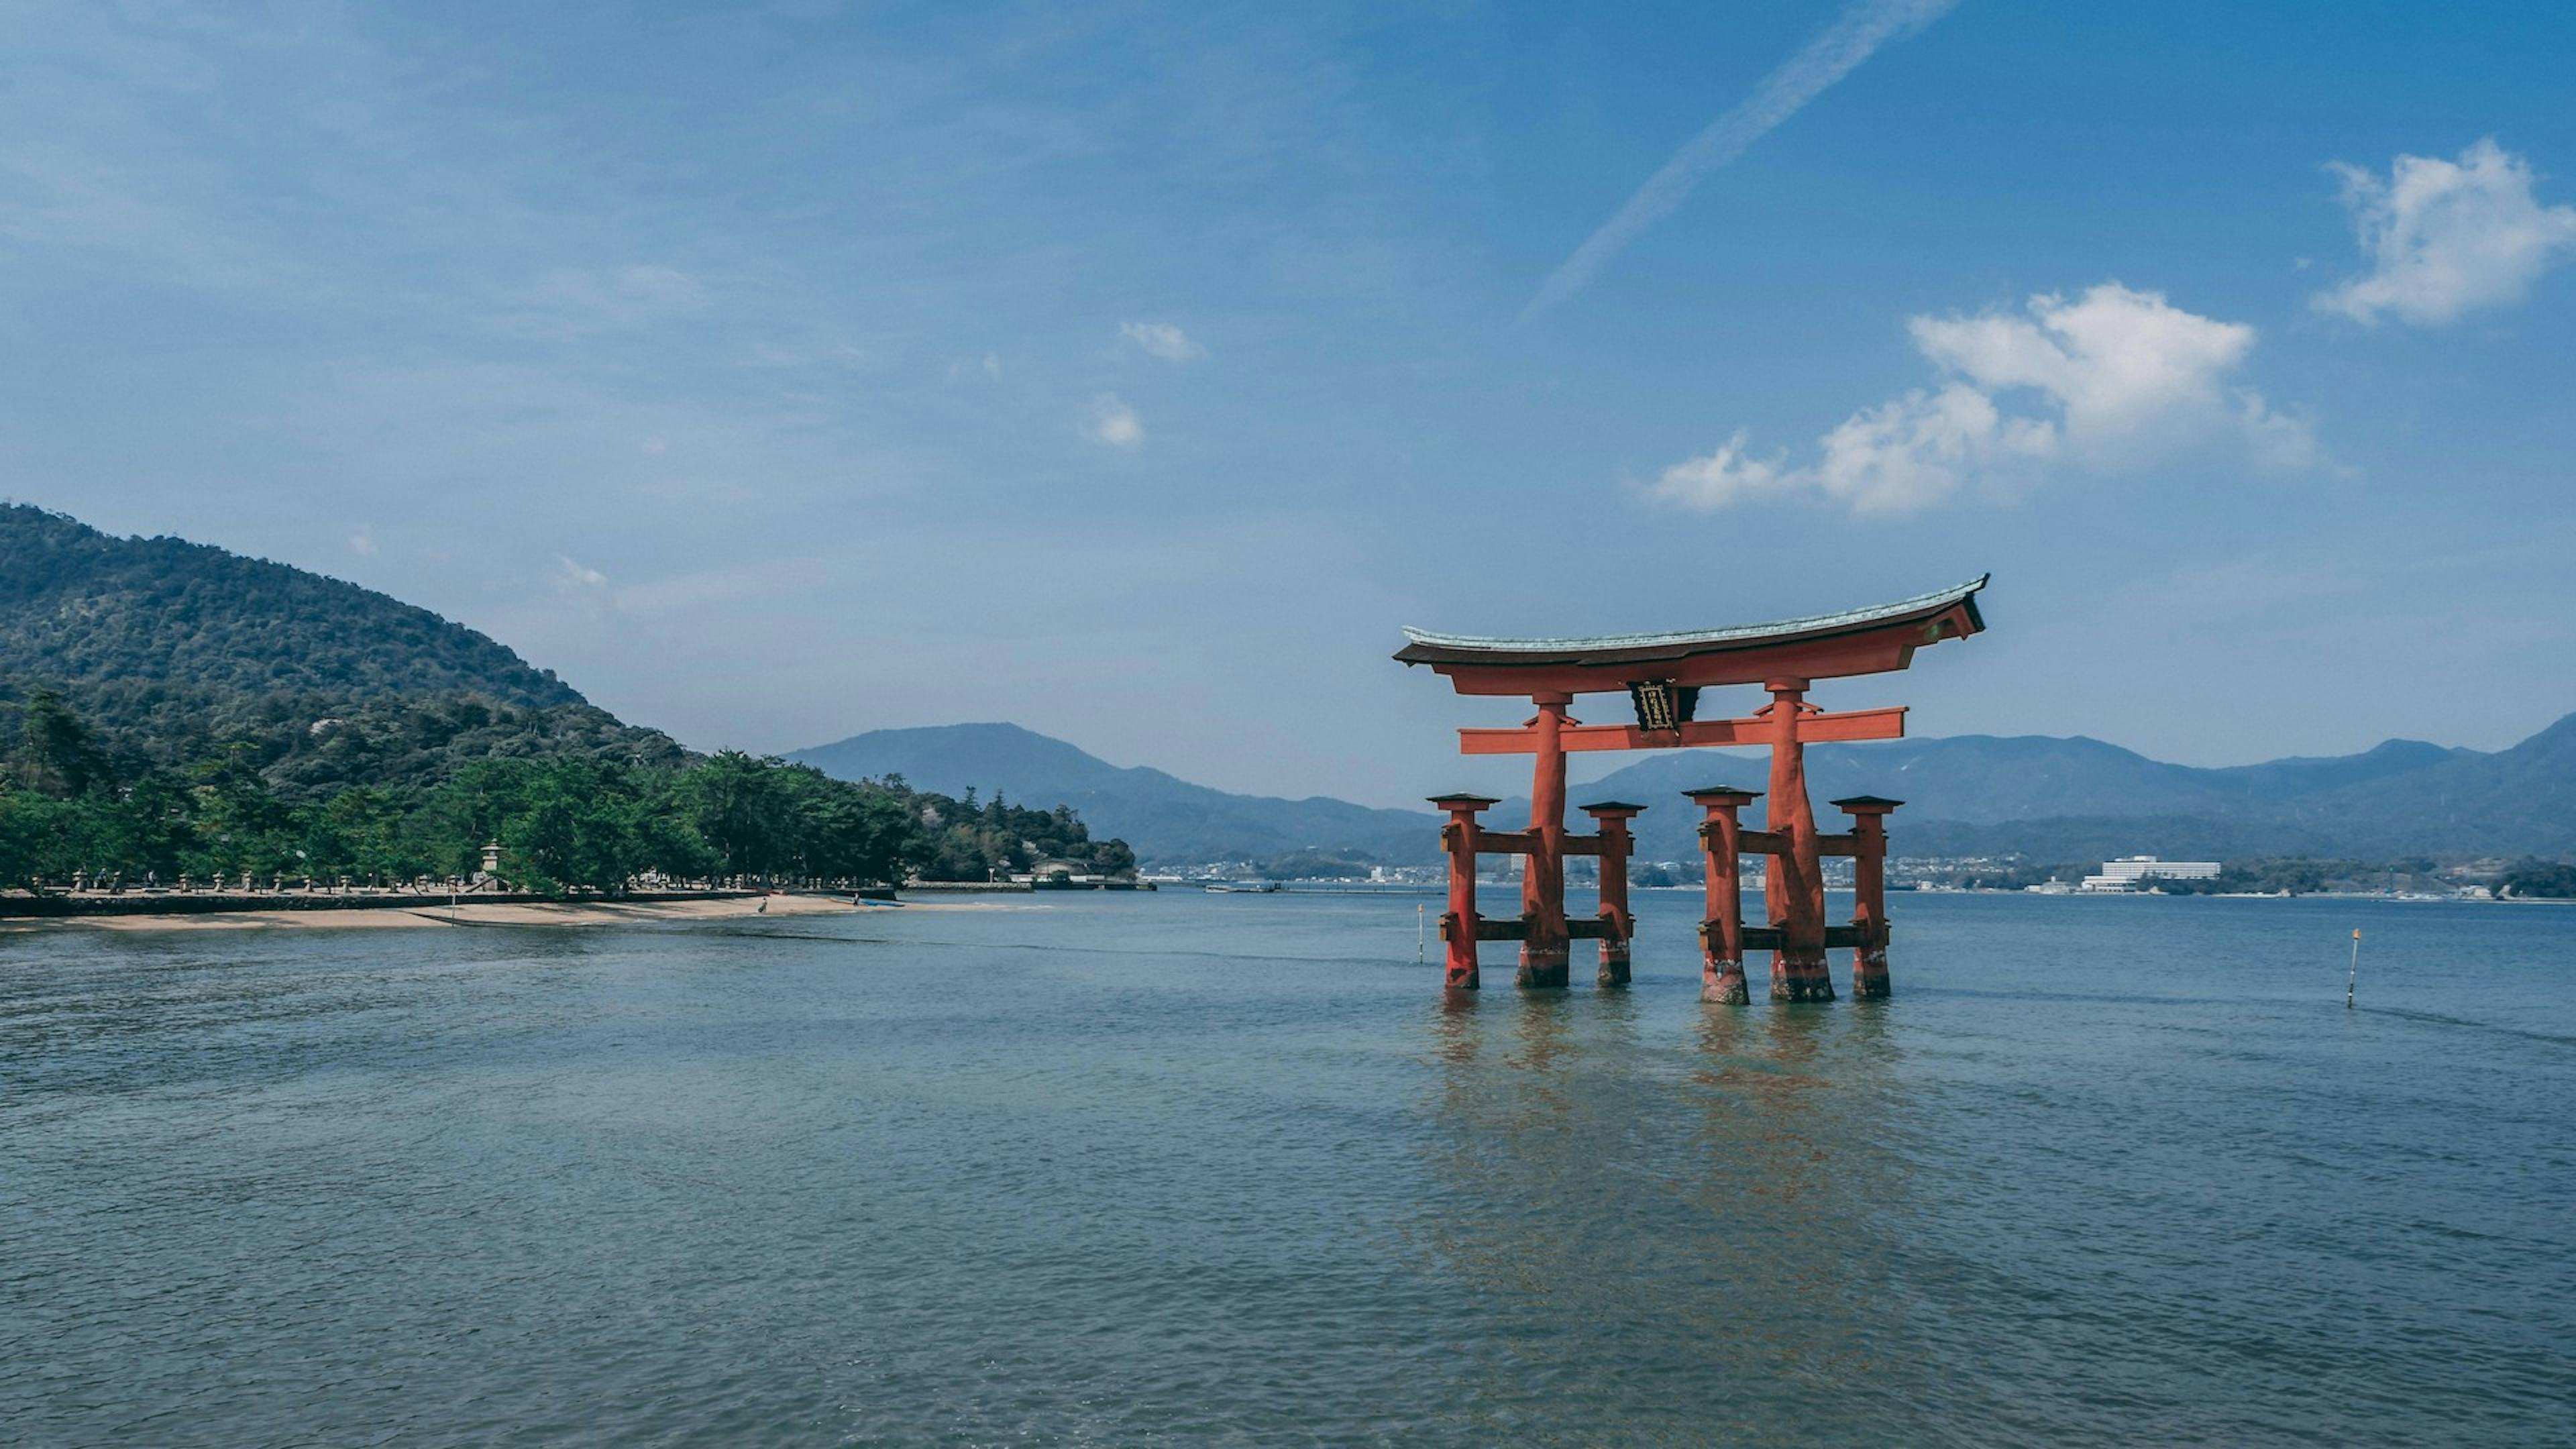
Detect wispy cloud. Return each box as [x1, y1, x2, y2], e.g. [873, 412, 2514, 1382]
[2314, 139, 2576, 326]
[1652, 283, 2316, 514]
[1081, 393, 1144, 448]
[1119, 321, 1207, 361]
[553, 554, 608, 590]
[1522, 0, 1957, 321]
[504, 264, 710, 337]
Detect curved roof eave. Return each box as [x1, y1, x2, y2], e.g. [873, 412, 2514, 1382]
[1395, 575, 1987, 667]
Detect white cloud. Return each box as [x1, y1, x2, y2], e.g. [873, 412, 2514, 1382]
[348, 524, 376, 555]
[1653, 429, 1795, 509]
[1081, 393, 1144, 448]
[1652, 283, 2314, 515]
[2314, 140, 2576, 326]
[947, 352, 1002, 380]
[1118, 321, 1206, 361]
[553, 554, 608, 589]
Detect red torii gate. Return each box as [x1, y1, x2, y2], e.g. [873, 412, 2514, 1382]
[1397, 577, 1987, 1001]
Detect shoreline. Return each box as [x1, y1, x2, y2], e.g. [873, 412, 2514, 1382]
[0, 894, 1000, 934]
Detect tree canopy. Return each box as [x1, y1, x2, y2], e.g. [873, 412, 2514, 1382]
[0, 698, 1132, 892]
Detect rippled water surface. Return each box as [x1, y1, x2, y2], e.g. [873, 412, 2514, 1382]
[5, 892, 2572, 1445]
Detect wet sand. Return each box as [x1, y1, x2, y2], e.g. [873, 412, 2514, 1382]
[1, 894, 1002, 934]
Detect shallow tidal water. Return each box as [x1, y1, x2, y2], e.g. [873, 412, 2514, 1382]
[4, 891, 2572, 1446]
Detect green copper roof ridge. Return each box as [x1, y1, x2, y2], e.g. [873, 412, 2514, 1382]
[1399, 575, 1986, 653]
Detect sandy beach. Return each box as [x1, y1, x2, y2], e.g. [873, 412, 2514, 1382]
[0, 894, 1001, 934]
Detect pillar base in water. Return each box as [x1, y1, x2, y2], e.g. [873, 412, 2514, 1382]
[1770, 951, 1837, 1002]
[1517, 947, 1570, 990]
[1445, 967, 1481, 991]
[1702, 965, 1751, 1006]
[1597, 950, 1630, 988]
[1851, 949, 1890, 1000]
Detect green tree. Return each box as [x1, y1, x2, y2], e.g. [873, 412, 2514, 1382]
[189, 743, 297, 879]
[767, 765, 916, 885]
[687, 750, 784, 879]
[497, 761, 650, 893]
[297, 786, 417, 885]
[6, 689, 111, 798]
[2500, 859, 2576, 898]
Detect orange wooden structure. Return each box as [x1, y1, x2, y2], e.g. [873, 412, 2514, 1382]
[1397, 578, 1986, 999]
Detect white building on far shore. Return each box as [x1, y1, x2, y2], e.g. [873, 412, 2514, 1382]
[2080, 855, 2221, 892]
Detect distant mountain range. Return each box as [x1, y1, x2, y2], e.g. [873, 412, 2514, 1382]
[791, 724, 1432, 864]
[1534, 720, 2576, 863]
[794, 715, 2576, 866]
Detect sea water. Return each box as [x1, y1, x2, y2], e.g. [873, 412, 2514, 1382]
[3, 892, 2570, 1445]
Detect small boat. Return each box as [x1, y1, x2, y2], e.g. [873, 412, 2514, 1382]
[1205, 879, 1283, 894]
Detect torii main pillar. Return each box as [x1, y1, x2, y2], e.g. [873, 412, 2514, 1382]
[1517, 692, 1572, 988]
[1762, 677, 1833, 1002]
[1396, 578, 1988, 998]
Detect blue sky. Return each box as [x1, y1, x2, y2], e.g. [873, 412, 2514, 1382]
[5, 1, 2573, 806]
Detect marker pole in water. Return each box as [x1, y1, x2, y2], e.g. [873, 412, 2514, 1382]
[1417, 903, 1426, 964]
[2347, 928, 2361, 1009]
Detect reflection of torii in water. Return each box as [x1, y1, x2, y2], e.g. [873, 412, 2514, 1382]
[1397, 576, 1988, 1001]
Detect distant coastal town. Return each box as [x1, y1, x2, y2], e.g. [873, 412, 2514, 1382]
[1139, 851, 2562, 901]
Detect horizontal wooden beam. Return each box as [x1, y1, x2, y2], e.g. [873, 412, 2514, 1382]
[1458, 917, 1887, 947]
[1729, 830, 1857, 857]
[1468, 830, 1607, 857]
[1440, 916, 1627, 943]
[1736, 924, 1887, 951]
[1457, 706, 1906, 756]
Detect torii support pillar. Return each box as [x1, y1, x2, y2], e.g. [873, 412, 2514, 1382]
[1833, 796, 1900, 999]
[1765, 678, 1834, 1002]
[1582, 802, 1644, 987]
[1688, 787, 1759, 1004]
[1430, 794, 1499, 991]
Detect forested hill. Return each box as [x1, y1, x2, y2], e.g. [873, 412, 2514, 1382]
[1, 503, 578, 709]
[0, 503, 682, 788]
[0, 506, 1136, 890]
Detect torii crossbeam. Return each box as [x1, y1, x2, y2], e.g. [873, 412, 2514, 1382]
[1397, 576, 1988, 1000]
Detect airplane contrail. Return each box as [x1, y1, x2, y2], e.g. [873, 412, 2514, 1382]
[1521, 0, 1960, 321]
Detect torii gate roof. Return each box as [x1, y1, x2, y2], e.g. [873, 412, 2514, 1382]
[1396, 575, 1987, 696]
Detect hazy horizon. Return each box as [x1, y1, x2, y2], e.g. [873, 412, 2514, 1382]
[780, 710, 2552, 811]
